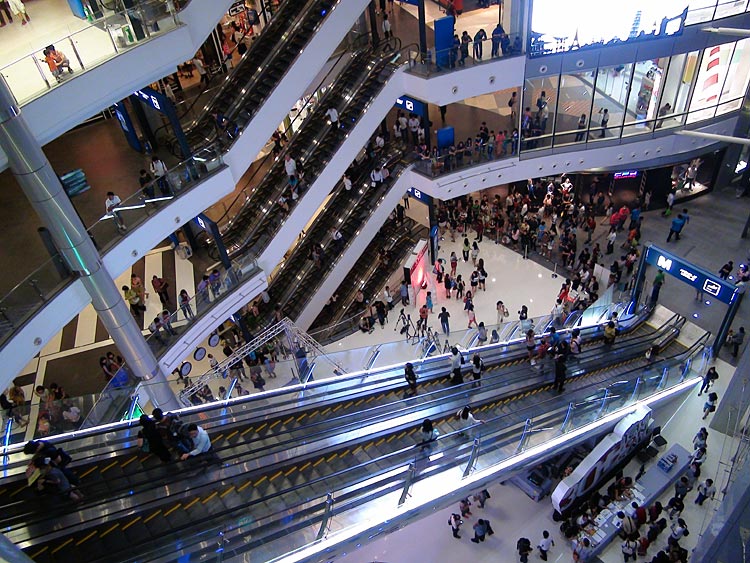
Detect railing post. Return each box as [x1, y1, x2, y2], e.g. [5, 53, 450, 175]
[462, 437, 481, 478]
[595, 389, 610, 420]
[560, 402, 575, 433]
[680, 358, 692, 382]
[29, 279, 45, 301]
[657, 366, 670, 390]
[316, 493, 334, 540]
[31, 56, 51, 89]
[398, 462, 417, 506]
[2, 418, 12, 467]
[68, 36, 85, 69]
[515, 419, 533, 453]
[630, 377, 642, 403]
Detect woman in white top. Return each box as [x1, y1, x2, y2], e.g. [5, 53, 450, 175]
[457, 406, 483, 438]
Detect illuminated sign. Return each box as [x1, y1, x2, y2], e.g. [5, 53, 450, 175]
[228, 0, 246, 16]
[407, 187, 432, 204]
[196, 216, 206, 230]
[656, 255, 672, 271]
[679, 268, 697, 282]
[394, 95, 426, 115]
[703, 279, 721, 297]
[134, 89, 162, 111]
[644, 246, 738, 305]
[613, 170, 638, 180]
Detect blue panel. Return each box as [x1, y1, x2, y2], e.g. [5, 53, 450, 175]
[436, 127, 454, 150]
[113, 102, 143, 153]
[644, 245, 739, 305]
[67, 0, 86, 19]
[434, 16, 455, 69]
[394, 95, 426, 115]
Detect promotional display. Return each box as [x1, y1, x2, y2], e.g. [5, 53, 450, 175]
[552, 406, 652, 513]
[403, 240, 430, 295]
[529, 0, 687, 57]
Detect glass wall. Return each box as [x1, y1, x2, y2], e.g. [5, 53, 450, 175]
[516, 37, 750, 155]
[686, 0, 750, 24]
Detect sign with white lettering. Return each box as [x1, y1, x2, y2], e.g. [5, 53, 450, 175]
[552, 406, 652, 514]
[644, 246, 738, 305]
[394, 95, 426, 115]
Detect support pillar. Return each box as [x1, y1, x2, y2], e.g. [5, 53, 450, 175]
[367, 1, 379, 46]
[0, 76, 178, 411]
[417, 0, 427, 61]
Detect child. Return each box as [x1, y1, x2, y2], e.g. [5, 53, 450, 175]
[538, 530, 554, 561]
[425, 291, 433, 313]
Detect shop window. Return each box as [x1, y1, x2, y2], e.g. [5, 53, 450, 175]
[588, 64, 633, 142]
[520, 75, 558, 151]
[717, 38, 750, 115]
[688, 44, 736, 122]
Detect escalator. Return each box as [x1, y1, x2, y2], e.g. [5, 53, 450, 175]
[217, 43, 402, 260]
[179, 0, 336, 152]
[3, 313, 693, 562]
[262, 150, 415, 323]
[311, 215, 426, 334]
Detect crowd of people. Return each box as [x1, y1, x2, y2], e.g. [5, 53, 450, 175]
[1, 381, 81, 438]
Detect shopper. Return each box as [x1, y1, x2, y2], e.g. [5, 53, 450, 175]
[105, 191, 126, 231]
[448, 512, 463, 539]
[122, 285, 146, 318]
[537, 530, 554, 561]
[694, 478, 715, 506]
[404, 362, 417, 393]
[471, 518, 493, 543]
[179, 423, 220, 464]
[698, 366, 718, 396]
[438, 307, 451, 335]
[702, 392, 718, 420]
[150, 156, 171, 196]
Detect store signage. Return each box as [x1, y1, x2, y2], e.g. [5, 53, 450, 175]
[552, 406, 652, 513]
[134, 88, 163, 112]
[228, 0, 247, 16]
[614, 170, 638, 180]
[394, 95, 426, 115]
[408, 187, 432, 204]
[645, 246, 738, 305]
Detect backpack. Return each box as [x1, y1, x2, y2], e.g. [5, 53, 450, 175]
[508, 98, 514, 108]
[517, 537, 531, 552]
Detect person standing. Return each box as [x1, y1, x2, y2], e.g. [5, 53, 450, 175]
[150, 156, 171, 196]
[105, 191, 126, 232]
[6, 0, 29, 24]
[575, 114, 587, 142]
[382, 13, 391, 39]
[473, 28, 487, 59]
[0, 0, 13, 26]
[137, 414, 171, 463]
[123, 285, 146, 318]
[730, 326, 745, 357]
[496, 300, 508, 324]
[179, 423, 220, 464]
[651, 269, 665, 306]
[192, 55, 210, 87]
[399, 281, 409, 306]
[666, 213, 686, 242]
[599, 108, 609, 137]
[325, 106, 340, 131]
[404, 362, 418, 393]
[151, 275, 170, 305]
[694, 478, 715, 506]
[179, 289, 195, 320]
[471, 518, 493, 543]
[553, 340, 569, 393]
[438, 307, 451, 335]
[621, 536, 638, 562]
[450, 347, 463, 384]
[448, 512, 463, 539]
[491, 23, 505, 57]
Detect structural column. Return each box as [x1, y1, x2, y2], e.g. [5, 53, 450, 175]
[0, 76, 179, 411]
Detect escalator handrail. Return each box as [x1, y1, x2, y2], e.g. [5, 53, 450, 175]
[224, 47, 403, 254]
[57, 329, 710, 563]
[2, 319, 692, 540]
[185, 0, 330, 142]
[0, 306, 664, 462]
[210, 34, 376, 229]
[271, 151, 405, 311]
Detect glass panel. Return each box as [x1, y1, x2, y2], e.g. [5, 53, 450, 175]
[622, 59, 663, 137]
[717, 38, 750, 115]
[713, 0, 747, 19]
[520, 75, 558, 151]
[686, 0, 718, 24]
[590, 64, 633, 142]
[0, 55, 49, 106]
[656, 51, 696, 130]
[689, 44, 733, 123]
[554, 72, 594, 146]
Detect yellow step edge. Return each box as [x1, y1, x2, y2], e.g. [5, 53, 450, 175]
[163, 503, 182, 517]
[237, 480, 253, 492]
[183, 497, 200, 510]
[99, 523, 120, 538]
[121, 515, 142, 531]
[75, 530, 98, 546]
[202, 491, 218, 504]
[269, 470, 283, 481]
[220, 486, 236, 499]
[120, 455, 139, 468]
[143, 509, 162, 524]
[51, 538, 74, 555]
[299, 461, 312, 472]
[283, 466, 297, 477]
[254, 475, 268, 487]
[100, 460, 118, 474]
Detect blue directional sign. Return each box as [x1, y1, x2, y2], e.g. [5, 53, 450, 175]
[644, 245, 739, 305]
